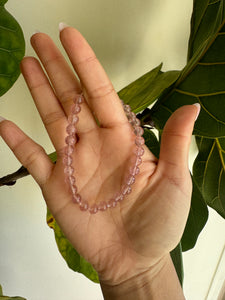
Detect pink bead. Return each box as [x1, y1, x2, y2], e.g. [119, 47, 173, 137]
[65, 145, 74, 156]
[71, 104, 81, 114]
[66, 124, 76, 135]
[134, 126, 144, 136]
[69, 114, 79, 125]
[107, 199, 117, 208]
[128, 112, 136, 122]
[126, 175, 135, 185]
[135, 119, 141, 126]
[77, 95, 84, 104]
[68, 175, 76, 185]
[72, 193, 81, 204]
[135, 136, 145, 146]
[130, 166, 140, 176]
[63, 155, 73, 166]
[80, 200, 89, 211]
[135, 147, 145, 156]
[65, 135, 77, 146]
[135, 156, 142, 166]
[122, 185, 132, 195]
[115, 194, 124, 202]
[89, 204, 98, 214]
[123, 104, 131, 113]
[71, 184, 77, 195]
[64, 166, 74, 176]
[98, 201, 108, 211]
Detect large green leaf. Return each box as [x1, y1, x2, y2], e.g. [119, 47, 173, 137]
[151, 1, 225, 138]
[170, 243, 183, 286]
[188, 0, 224, 60]
[0, 0, 25, 96]
[46, 209, 99, 283]
[0, 285, 26, 300]
[118, 63, 180, 114]
[181, 175, 208, 251]
[193, 136, 225, 218]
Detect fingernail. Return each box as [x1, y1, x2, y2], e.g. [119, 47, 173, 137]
[0, 116, 6, 123]
[59, 22, 69, 32]
[31, 30, 41, 37]
[193, 103, 201, 121]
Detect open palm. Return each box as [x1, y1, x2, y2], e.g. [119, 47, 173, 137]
[0, 26, 199, 286]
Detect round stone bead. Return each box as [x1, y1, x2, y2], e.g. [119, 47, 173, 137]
[72, 193, 81, 204]
[79, 200, 89, 211]
[135, 156, 142, 166]
[68, 176, 76, 185]
[63, 155, 73, 166]
[107, 199, 117, 208]
[115, 194, 124, 202]
[130, 166, 140, 176]
[134, 126, 144, 136]
[65, 145, 74, 156]
[65, 135, 77, 146]
[77, 95, 84, 104]
[122, 185, 132, 195]
[135, 118, 141, 126]
[66, 124, 76, 135]
[135, 136, 145, 146]
[64, 166, 74, 176]
[98, 201, 108, 211]
[69, 114, 79, 125]
[71, 104, 81, 114]
[89, 204, 98, 214]
[70, 184, 77, 195]
[123, 104, 131, 113]
[126, 175, 135, 186]
[135, 146, 145, 156]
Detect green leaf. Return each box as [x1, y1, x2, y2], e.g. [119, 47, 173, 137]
[48, 151, 57, 163]
[170, 243, 183, 286]
[151, 1, 225, 138]
[181, 175, 209, 251]
[193, 136, 225, 218]
[143, 128, 160, 158]
[46, 209, 99, 283]
[0, 285, 26, 300]
[0, 0, 8, 6]
[188, 0, 224, 60]
[118, 64, 180, 114]
[0, 1, 25, 96]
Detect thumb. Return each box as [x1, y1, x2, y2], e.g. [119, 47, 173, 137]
[157, 104, 200, 180]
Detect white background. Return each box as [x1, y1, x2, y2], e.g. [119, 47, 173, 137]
[0, 0, 225, 299]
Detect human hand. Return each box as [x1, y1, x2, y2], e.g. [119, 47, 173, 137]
[0, 25, 199, 299]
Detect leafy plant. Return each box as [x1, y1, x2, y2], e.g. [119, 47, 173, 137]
[0, 0, 25, 96]
[1, 0, 225, 293]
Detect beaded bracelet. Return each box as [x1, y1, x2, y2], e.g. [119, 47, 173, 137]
[63, 94, 145, 214]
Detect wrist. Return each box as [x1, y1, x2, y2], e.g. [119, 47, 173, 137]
[100, 254, 185, 300]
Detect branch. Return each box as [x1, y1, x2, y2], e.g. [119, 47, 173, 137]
[0, 151, 57, 187]
[0, 166, 29, 187]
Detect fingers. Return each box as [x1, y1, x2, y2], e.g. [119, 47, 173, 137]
[157, 104, 200, 182]
[20, 57, 68, 152]
[0, 120, 54, 187]
[59, 27, 128, 127]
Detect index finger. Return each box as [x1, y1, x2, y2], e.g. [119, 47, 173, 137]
[59, 26, 128, 127]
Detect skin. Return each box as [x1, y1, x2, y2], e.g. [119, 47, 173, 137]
[0, 26, 199, 299]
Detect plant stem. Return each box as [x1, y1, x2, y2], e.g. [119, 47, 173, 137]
[0, 166, 29, 187]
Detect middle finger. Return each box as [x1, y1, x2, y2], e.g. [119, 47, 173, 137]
[30, 33, 97, 133]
